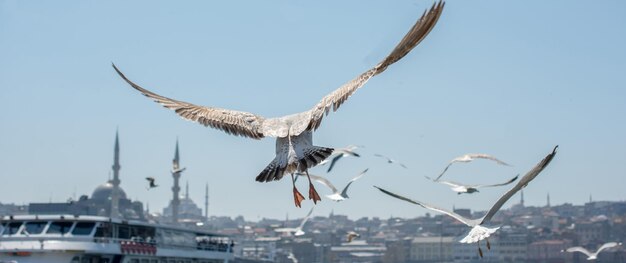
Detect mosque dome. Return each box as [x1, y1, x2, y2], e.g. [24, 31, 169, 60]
[91, 181, 127, 201]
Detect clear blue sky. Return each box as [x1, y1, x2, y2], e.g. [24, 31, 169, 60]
[1, 0, 625, 220]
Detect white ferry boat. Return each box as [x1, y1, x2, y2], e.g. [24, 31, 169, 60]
[0, 215, 234, 263]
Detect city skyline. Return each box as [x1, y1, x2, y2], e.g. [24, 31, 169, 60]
[1, 0, 625, 220]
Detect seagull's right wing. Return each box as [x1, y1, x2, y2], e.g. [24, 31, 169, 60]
[298, 206, 315, 229]
[595, 242, 620, 255]
[113, 64, 267, 139]
[469, 153, 511, 166]
[565, 247, 593, 258]
[434, 163, 453, 181]
[340, 169, 369, 197]
[304, 173, 339, 193]
[481, 146, 558, 224]
[374, 186, 477, 226]
[305, 1, 445, 131]
[474, 174, 519, 188]
[145, 177, 154, 182]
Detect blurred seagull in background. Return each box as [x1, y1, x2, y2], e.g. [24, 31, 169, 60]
[299, 169, 368, 202]
[274, 206, 315, 236]
[346, 231, 360, 243]
[424, 174, 519, 194]
[376, 146, 557, 258]
[435, 153, 511, 181]
[113, 1, 445, 208]
[374, 154, 408, 169]
[563, 242, 622, 260]
[320, 145, 364, 173]
[145, 177, 158, 190]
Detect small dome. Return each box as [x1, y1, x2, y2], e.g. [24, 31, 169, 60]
[92, 181, 127, 201]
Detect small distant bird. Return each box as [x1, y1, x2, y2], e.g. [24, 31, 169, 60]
[299, 169, 368, 202]
[374, 154, 408, 169]
[287, 252, 299, 263]
[171, 167, 186, 174]
[346, 231, 360, 243]
[145, 177, 158, 190]
[435, 153, 511, 181]
[563, 242, 622, 260]
[320, 145, 363, 173]
[376, 146, 557, 258]
[424, 174, 519, 194]
[113, 2, 444, 208]
[274, 207, 315, 236]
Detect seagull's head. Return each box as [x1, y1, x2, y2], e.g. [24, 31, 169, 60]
[459, 225, 500, 244]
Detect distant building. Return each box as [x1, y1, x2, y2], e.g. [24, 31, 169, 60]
[28, 132, 144, 220]
[410, 236, 454, 262]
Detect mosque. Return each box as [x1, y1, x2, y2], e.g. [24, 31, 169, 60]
[28, 131, 207, 224]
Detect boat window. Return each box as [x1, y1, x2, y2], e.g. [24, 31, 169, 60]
[22, 221, 48, 235]
[5, 221, 23, 235]
[47, 221, 73, 235]
[118, 225, 130, 239]
[94, 223, 112, 238]
[72, 222, 95, 235]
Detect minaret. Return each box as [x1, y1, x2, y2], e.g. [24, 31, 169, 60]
[589, 194, 593, 203]
[185, 181, 189, 200]
[171, 139, 184, 224]
[110, 130, 121, 218]
[204, 183, 209, 222]
[546, 193, 551, 207]
[520, 190, 525, 207]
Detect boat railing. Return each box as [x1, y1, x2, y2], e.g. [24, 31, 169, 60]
[0, 236, 233, 253]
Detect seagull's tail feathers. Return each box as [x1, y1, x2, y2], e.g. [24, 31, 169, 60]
[297, 146, 334, 172]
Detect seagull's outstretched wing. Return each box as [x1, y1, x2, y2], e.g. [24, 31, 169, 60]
[298, 206, 315, 229]
[339, 169, 369, 197]
[145, 177, 154, 182]
[113, 64, 267, 139]
[327, 155, 344, 173]
[565, 247, 593, 258]
[374, 186, 478, 226]
[466, 154, 511, 166]
[303, 173, 339, 194]
[306, 1, 445, 131]
[595, 242, 620, 255]
[473, 174, 519, 189]
[424, 176, 464, 188]
[481, 146, 558, 224]
[435, 153, 511, 181]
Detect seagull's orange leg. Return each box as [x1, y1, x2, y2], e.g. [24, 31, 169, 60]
[478, 241, 483, 258]
[291, 173, 305, 208]
[305, 170, 322, 204]
[486, 238, 491, 250]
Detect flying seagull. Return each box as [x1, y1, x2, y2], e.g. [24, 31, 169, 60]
[298, 169, 368, 202]
[375, 146, 557, 258]
[424, 174, 519, 194]
[320, 145, 363, 173]
[435, 153, 511, 181]
[112, 1, 444, 208]
[145, 177, 158, 190]
[374, 154, 408, 169]
[346, 231, 360, 243]
[563, 242, 622, 260]
[274, 206, 315, 236]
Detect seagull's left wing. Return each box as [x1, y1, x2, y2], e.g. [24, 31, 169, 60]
[481, 146, 558, 224]
[565, 247, 593, 258]
[374, 186, 478, 226]
[305, 1, 445, 132]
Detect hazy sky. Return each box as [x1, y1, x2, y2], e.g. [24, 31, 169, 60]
[1, 0, 625, 221]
